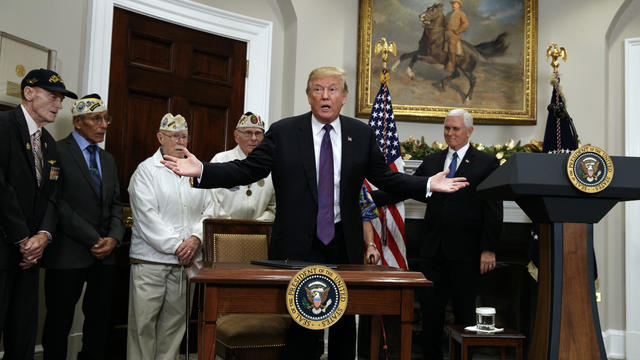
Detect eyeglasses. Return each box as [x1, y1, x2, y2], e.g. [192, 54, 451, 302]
[84, 114, 112, 126]
[161, 132, 190, 142]
[237, 129, 264, 138]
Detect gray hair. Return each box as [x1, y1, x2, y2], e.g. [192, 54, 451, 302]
[447, 108, 473, 128]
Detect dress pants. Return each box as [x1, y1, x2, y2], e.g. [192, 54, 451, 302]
[42, 263, 117, 360]
[419, 255, 479, 360]
[127, 263, 188, 360]
[283, 223, 357, 360]
[0, 265, 39, 360]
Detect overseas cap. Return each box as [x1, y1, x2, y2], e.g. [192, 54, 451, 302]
[71, 93, 106, 116]
[159, 113, 188, 132]
[236, 112, 264, 131]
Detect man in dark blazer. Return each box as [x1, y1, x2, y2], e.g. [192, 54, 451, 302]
[379, 108, 502, 360]
[41, 94, 124, 359]
[162, 67, 468, 359]
[0, 68, 77, 359]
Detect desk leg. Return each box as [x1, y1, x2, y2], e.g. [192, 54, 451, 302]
[516, 340, 523, 360]
[370, 316, 381, 360]
[501, 346, 506, 360]
[449, 336, 455, 360]
[462, 344, 469, 360]
[199, 286, 219, 360]
[400, 289, 414, 360]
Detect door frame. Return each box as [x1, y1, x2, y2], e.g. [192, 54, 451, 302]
[83, 0, 272, 127]
[625, 36, 640, 360]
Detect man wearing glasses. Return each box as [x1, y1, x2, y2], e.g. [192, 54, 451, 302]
[127, 113, 212, 360]
[41, 93, 125, 359]
[209, 112, 275, 221]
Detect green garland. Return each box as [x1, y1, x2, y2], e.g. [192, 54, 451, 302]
[400, 136, 543, 164]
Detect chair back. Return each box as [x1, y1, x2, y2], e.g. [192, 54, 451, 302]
[202, 218, 273, 262]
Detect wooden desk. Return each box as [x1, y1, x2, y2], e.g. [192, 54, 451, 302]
[448, 324, 525, 360]
[187, 262, 431, 360]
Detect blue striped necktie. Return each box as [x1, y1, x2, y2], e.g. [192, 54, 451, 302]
[87, 145, 102, 199]
[446, 152, 458, 178]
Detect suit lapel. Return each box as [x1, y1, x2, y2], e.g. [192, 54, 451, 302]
[66, 134, 101, 198]
[99, 148, 111, 202]
[455, 146, 475, 177]
[297, 113, 318, 205]
[339, 116, 352, 198]
[13, 108, 38, 183]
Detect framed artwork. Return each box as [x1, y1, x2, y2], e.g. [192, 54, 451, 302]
[0, 32, 55, 106]
[356, 0, 538, 124]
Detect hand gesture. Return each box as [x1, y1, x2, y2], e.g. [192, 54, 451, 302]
[429, 169, 469, 193]
[160, 148, 203, 177]
[91, 237, 118, 259]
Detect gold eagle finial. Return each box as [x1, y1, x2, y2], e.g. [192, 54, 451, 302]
[546, 42, 567, 73]
[374, 38, 397, 83]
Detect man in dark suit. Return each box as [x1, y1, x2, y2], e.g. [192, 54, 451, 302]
[381, 108, 502, 360]
[0, 68, 77, 359]
[41, 94, 124, 359]
[162, 67, 468, 359]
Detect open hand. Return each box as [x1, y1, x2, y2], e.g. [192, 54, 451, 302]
[429, 169, 469, 193]
[160, 148, 203, 177]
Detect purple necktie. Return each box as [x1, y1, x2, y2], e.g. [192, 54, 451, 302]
[317, 124, 334, 245]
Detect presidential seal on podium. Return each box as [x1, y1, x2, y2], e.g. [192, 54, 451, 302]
[566, 145, 614, 193]
[286, 265, 348, 330]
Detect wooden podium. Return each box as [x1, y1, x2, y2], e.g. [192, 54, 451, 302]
[477, 152, 640, 359]
[187, 262, 430, 360]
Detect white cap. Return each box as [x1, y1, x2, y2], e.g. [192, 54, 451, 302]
[159, 113, 188, 132]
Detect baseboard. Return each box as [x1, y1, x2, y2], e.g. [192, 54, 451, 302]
[603, 329, 625, 359]
[625, 330, 640, 360]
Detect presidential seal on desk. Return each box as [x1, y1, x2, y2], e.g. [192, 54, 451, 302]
[286, 265, 348, 329]
[567, 145, 614, 193]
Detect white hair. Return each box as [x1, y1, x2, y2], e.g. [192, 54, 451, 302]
[447, 108, 473, 128]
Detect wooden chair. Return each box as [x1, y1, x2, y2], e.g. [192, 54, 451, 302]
[202, 219, 290, 360]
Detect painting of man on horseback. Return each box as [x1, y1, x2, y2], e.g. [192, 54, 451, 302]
[391, 1, 509, 104]
[356, 0, 537, 123]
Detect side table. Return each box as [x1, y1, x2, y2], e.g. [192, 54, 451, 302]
[447, 324, 525, 360]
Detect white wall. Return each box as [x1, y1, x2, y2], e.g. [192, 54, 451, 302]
[2, 0, 639, 357]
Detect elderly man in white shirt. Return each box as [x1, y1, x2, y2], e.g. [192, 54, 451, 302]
[209, 112, 275, 221]
[126, 113, 213, 360]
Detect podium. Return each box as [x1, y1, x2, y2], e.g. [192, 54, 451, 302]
[477, 152, 640, 359]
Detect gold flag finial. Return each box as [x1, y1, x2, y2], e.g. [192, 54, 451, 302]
[546, 42, 567, 73]
[374, 37, 397, 83]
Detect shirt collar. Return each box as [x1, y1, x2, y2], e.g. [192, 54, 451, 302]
[311, 114, 341, 136]
[20, 104, 40, 137]
[71, 130, 93, 151]
[448, 142, 470, 160]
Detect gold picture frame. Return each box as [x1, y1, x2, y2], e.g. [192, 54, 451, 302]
[0, 32, 56, 106]
[356, 0, 538, 125]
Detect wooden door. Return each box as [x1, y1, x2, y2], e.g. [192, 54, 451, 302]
[107, 7, 247, 202]
[105, 7, 247, 358]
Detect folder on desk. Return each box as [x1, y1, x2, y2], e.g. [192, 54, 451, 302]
[250, 259, 339, 269]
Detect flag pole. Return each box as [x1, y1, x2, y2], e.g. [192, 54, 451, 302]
[546, 42, 567, 151]
[373, 38, 396, 247]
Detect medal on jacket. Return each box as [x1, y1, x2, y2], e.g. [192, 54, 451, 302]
[246, 188, 252, 196]
[258, 179, 265, 187]
[26, 142, 31, 150]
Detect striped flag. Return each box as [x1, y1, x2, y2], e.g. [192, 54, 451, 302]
[365, 81, 407, 269]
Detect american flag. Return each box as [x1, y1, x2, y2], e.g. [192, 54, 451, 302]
[365, 81, 407, 269]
